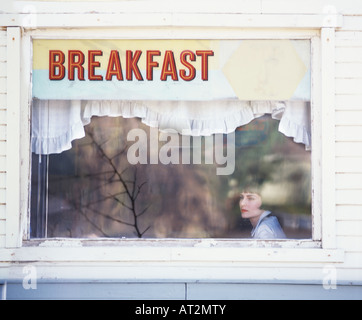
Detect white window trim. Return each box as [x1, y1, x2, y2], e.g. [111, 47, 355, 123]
[2, 19, 344, 282]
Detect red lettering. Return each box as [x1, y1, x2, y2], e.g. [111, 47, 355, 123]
[196, 50, 214, 81]
[106, 50, 123, 81]
[49, 50, 65, 80]
[88, 50, 103, 81]
[179, 50, 196, 81]
[68, 50, 85, 81]
[48, 48, 213, 83]
[146, 50, 161, 80]
[126, 50, 143, 81]
[161, 50, 178, 81]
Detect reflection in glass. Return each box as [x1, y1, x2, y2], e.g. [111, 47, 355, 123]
[31, 115, 311, 239]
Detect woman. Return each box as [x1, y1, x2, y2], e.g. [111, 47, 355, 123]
[239, 190, 286, 239]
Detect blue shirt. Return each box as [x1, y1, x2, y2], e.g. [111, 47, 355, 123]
[251, 211, 287, 239]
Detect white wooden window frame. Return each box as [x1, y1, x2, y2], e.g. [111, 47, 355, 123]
[2, 11, 344, 281]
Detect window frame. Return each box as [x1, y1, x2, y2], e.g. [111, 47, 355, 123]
[5, 24, 344, 274]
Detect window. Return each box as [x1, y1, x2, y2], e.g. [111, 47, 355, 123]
[30, 39, 313, 241]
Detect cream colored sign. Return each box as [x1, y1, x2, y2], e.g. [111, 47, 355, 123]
[33, 39, 310, 101]
[223, 40, 309, 100]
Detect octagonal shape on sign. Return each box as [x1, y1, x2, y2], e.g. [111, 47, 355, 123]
[222, 40, 308, 101]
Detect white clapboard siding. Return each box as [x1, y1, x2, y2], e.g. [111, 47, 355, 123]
[0, 0, 262, 14]
[336, 64, 362, 80]
[335, 95, 362, 111]
[0, 174, 5, 193]
[336, 142, 362, 157]
[335, 111, 362, 125]
[343, 15, 362, 31]
[335, 18, 362, 277]
[335, 47, 362, 62]
[336, 126, 362, 141]
[336, 190, 362, 205]
[336, 31, 362, 40]
[336, 157, 362, 174]
[0, 94, 5, 109]
[0, 125, 5, 141]
[336, 79, 362, 95]
[0, 29, 6, 248]
[336, 206, 362, 223]
[261, 0, 362, 14]
[0, 0, 361, 15]
[336, 173, 362, 189]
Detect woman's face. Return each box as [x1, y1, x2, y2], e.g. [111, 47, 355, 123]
[239, 192, 263, 221]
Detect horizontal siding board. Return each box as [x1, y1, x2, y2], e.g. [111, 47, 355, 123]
[261, 0, 362, 14]
[336, 47, 362, 62]
[336, 142, 362, 157]
[0, 189, 5, 204]
[336, 38, 362, 47]
[0, 235, 5, 247]
[336, 205, 362, 221]
[0, 62, 6, 78]
[336, 79, 362, 95]
[0, 110, 6, 124]
[336, 173, 362, 189]
[336, 31, 362, 41]
[343, 252, 362, 268]
[336, 203, 362, 215]
[0, 0, 262, 14]
[0, 78, 6, 94]
[0, 94, 5, 110]
[0, 0, 358, 15]
[0, 47, 5, 63]
[0, 205, 5, 220]
[336, 190, 362, 205]
[336, 158, 362, 173]
[337, 220, 362, 236]
[342, 15, 362, 31]
[335, 111, 362, 126]
[336, 126, 362, 142]
[0, 141, 5, 156]
[0, 125, 5, 140]
[0, 36, 7, 46]
[335, 63, 362, 79]
[0, 13, 344, 28]
[335, 95, 362, 111]
[0, 172, 5, 188]
[0, 220, 5, 235]
[337, 236, 362, 252]
[0, 156, 5, 171]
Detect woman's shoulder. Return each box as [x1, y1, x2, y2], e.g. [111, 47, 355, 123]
[253, 223, 275, 239]
[255, 213, 286, 239]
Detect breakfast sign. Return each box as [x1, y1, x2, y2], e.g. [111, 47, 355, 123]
[32, 39, 310, 101]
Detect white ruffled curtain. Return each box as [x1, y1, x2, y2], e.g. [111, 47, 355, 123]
[31, 99, 311, 155]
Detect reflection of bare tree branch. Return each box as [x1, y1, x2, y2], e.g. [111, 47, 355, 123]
[85, 206, 135, 228]
[78, 207, 110, 237]
[87, 130, 151, 238]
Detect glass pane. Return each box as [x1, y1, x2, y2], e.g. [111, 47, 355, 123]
[30, 115, 311, 239]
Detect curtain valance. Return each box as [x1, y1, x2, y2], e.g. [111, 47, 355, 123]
[31, 99, 311, 155]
